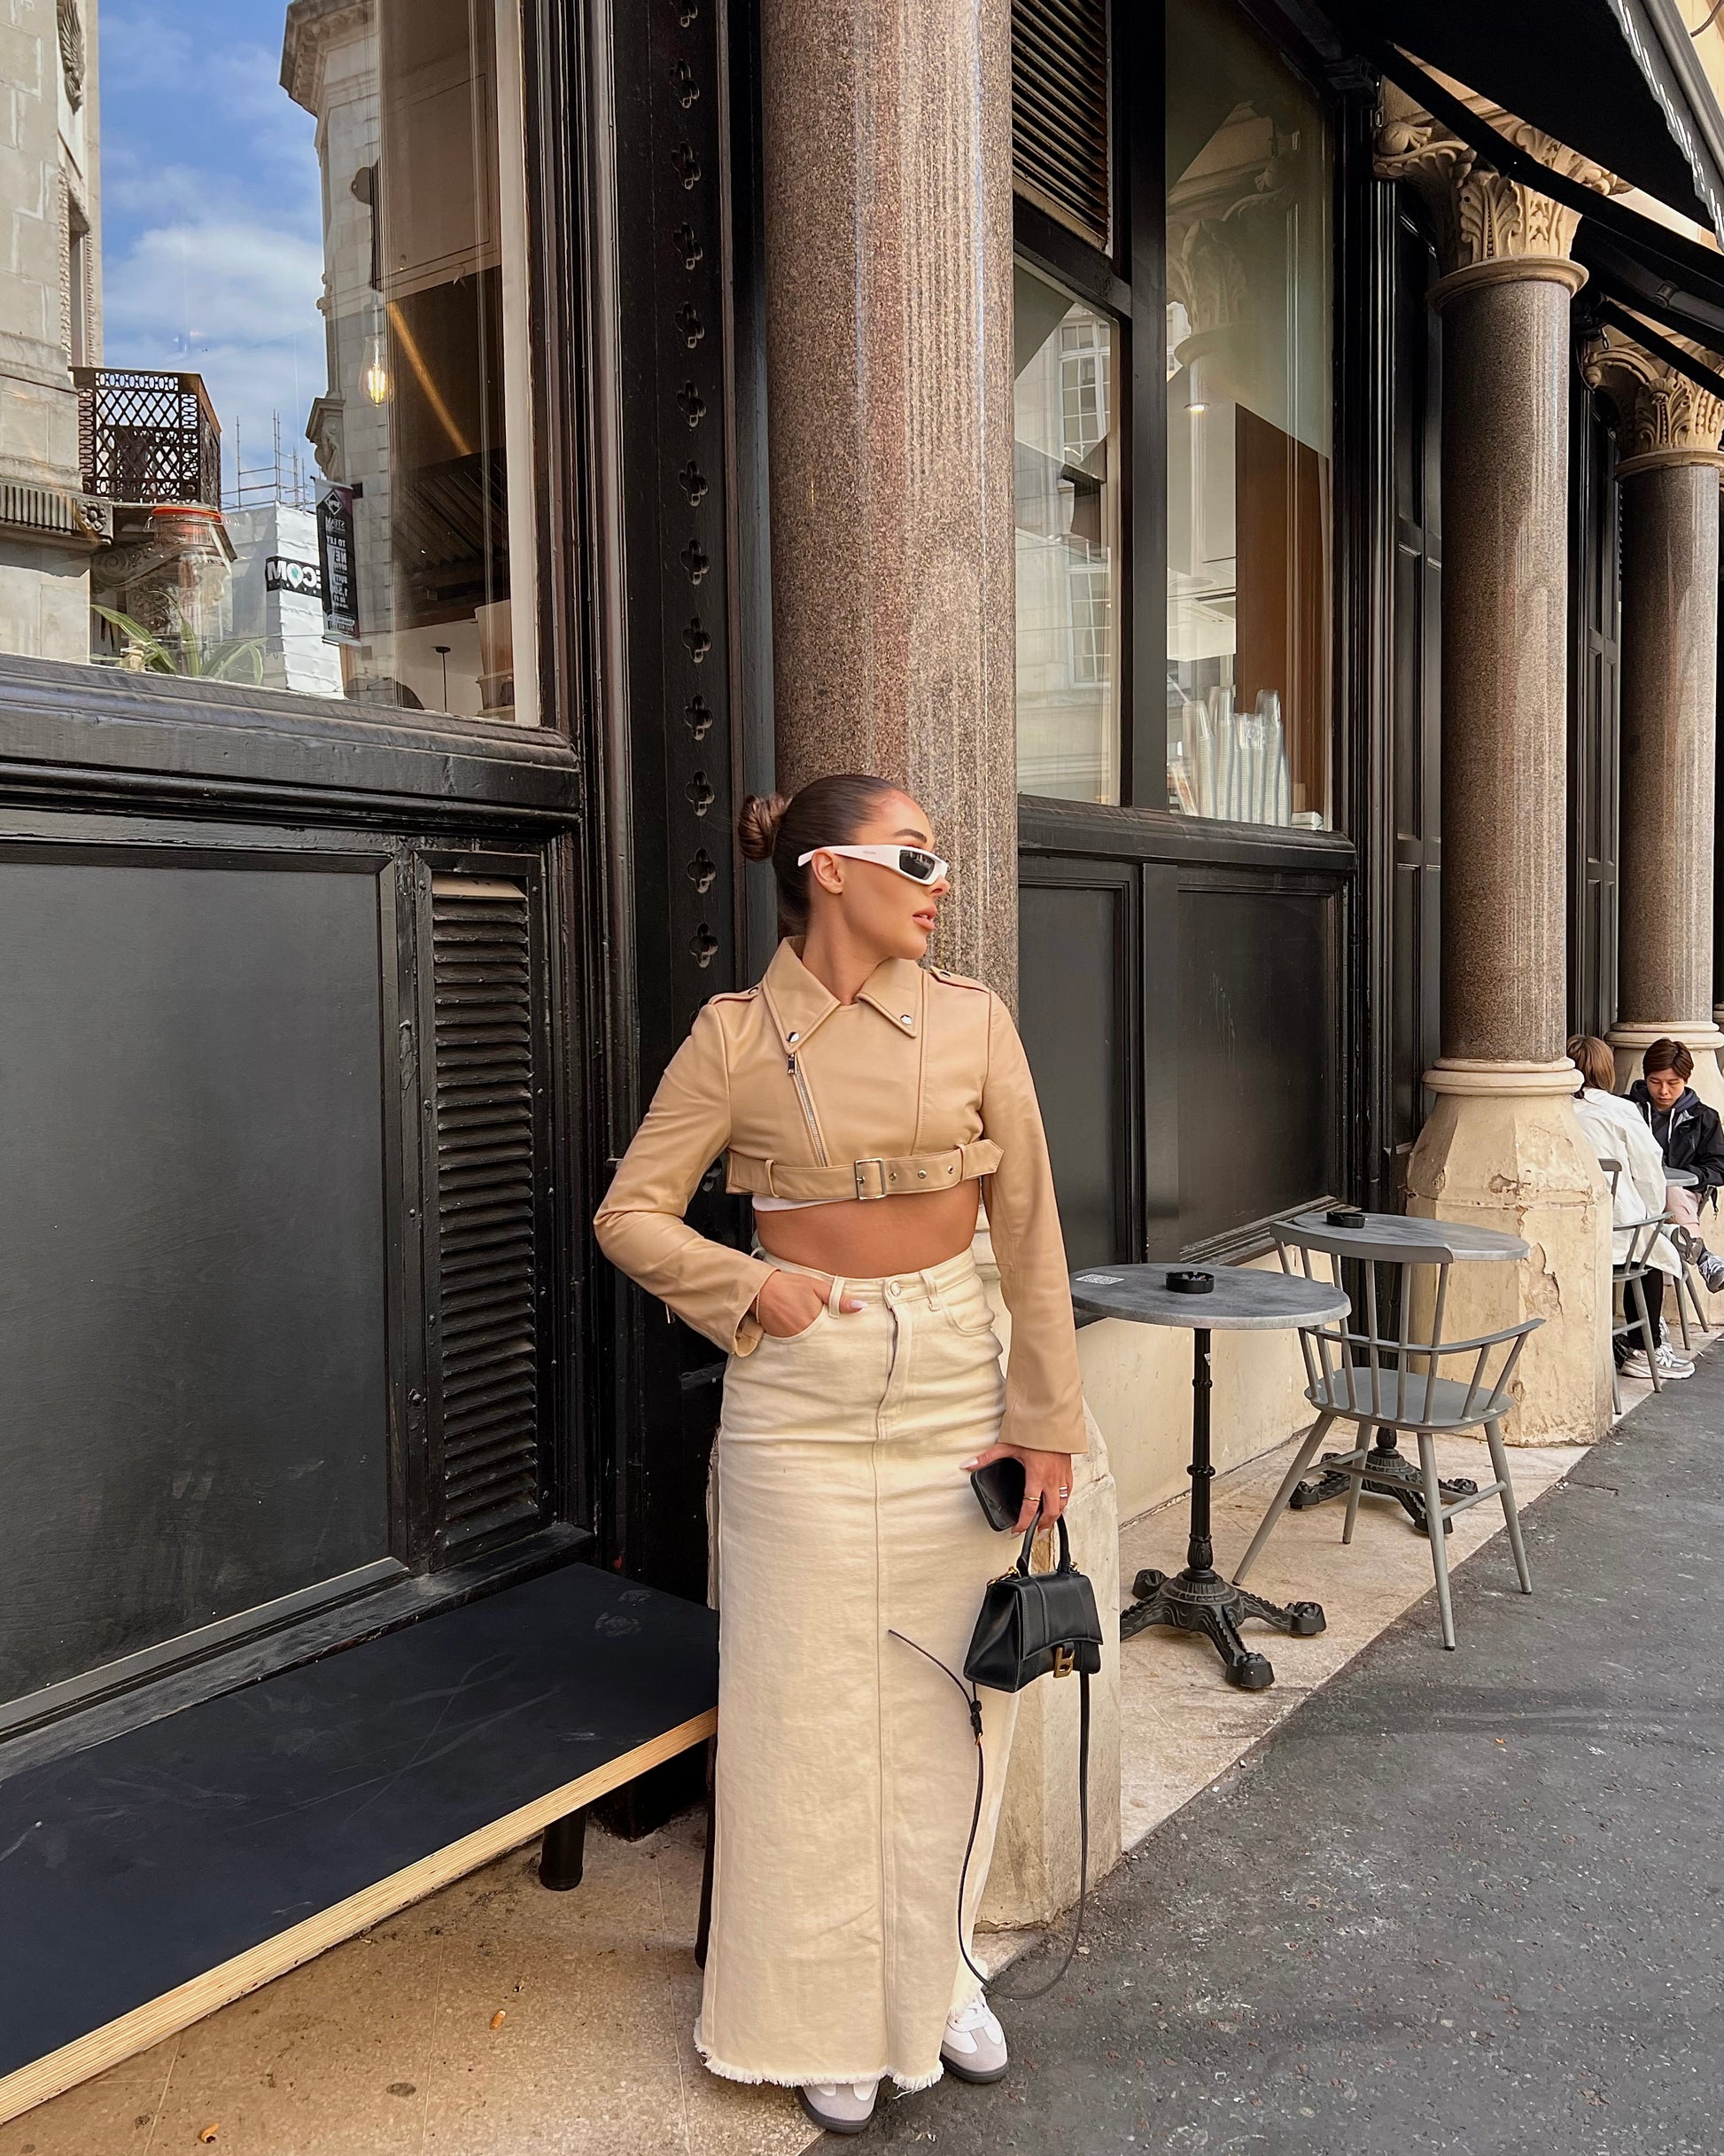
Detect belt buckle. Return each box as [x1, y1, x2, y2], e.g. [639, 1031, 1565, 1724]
[853, 1156, 888, 1201]
[1052, 1646, 1076, 1678]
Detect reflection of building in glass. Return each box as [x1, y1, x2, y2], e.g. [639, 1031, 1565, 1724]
[1013, 267, 1120, 804]
[0, 0, 107, 662]
[1164, 0, 1332, 823]
[284, 0, 516, 719]
[225, 503, 345, 695]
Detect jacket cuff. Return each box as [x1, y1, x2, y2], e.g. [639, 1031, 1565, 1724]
[999, 1398, 1089, 1457]
[725, 1256, 780, 1357]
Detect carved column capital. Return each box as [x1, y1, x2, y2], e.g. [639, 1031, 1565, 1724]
[1374, 78, 1625, 285]
[1578, 320, 1724, 466]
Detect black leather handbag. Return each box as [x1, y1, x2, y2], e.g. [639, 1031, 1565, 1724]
[893, 1507, 1104, 2000]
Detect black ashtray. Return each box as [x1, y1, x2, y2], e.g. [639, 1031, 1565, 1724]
[1166, 1269, 1215, 1295]
[1326, 1206, 1366, 1228]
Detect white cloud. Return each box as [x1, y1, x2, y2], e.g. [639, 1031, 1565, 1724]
[102, 214, 328, 486]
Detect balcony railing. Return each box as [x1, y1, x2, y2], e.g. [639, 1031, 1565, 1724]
[74, 368, 221, 511]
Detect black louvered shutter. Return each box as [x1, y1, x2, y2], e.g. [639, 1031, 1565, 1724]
[427, 874, 543, 1560]
[1011, 0, 1112, 250]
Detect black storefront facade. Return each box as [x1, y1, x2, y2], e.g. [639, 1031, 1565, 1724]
[6, 0, 1724, 2115]
[0, 0, 756, 1795]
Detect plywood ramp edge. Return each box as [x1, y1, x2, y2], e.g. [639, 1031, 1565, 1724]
[0, 1707, 717, 2128]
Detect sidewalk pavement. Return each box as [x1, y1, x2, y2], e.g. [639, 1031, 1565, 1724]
[858, 1353, 1724, 2155]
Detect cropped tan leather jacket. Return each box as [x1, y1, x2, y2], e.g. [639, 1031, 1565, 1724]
[594, 937, 1087, 1457]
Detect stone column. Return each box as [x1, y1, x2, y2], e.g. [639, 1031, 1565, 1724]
[757, 0, 1018, 1000]
[1581, 327, 1724, 1108]
[1377, 88, 1614, 1443]
[757, 1, 1118, 1926]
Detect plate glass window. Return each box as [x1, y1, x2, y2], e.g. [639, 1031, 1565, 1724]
[1164, 0, 1332, 826]
[1013, 267, 1122, 805]
[0, 0, 536, 723]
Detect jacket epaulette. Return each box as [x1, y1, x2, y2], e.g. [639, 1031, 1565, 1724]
[928, 963, 990, 992]
[706, 985, 760, 1005]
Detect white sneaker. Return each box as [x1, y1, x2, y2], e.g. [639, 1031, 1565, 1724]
[1621, 1345, 1694, 1380]
[796, 2080, 880, 2133]
[941, 1994, 1009, 2083]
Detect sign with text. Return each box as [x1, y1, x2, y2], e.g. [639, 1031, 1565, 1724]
[316, 487, 359, 643]
[265, 556, 323, 598]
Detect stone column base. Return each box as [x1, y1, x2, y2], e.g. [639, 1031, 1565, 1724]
[1608, 1022, 1724, 1115]
[974, 1225, 1122, 1928]
[1405, 1061, 1612, 1446]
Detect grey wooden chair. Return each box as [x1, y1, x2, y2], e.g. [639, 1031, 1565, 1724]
[1597, 1156, 1668, 1410]
[1232, 1221, 1541, 1650]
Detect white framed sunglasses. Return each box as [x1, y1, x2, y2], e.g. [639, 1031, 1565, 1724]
[797, 842, 950, 885]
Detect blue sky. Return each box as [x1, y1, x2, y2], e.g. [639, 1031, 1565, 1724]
[98, 1, 325, 495]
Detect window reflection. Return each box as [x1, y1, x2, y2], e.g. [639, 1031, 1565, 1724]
[0, 0, 532, 722]
[1013, 268, 1121, 804]
[1165, 0, 1332, 826]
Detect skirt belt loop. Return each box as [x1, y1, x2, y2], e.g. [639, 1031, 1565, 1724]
[827, 1272, 848, 1314]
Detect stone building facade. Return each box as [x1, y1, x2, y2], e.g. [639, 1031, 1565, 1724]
[0, 0, 104, 659]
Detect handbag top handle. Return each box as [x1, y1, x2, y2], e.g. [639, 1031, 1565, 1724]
[1013, 1510, 1074, 1577]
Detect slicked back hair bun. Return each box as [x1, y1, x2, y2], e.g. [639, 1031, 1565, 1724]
[737, 792, 787, 864]
[737, 772, 902, 937]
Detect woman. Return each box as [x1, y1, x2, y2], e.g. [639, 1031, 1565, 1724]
[1567, 1036, 1689, 1381]
[1627, 1037, 1724, 1294]
[594, 772, 1086, 2132]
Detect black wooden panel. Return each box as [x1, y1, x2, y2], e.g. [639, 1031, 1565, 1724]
[1020, 872, 1134, 1269]
[1566, 377, 1620, 1042]
[1177, 877, 1340, 1249]
[0, 1563, 718, 2080]
[1388, 206, 1442, 1188]
[610, 0, 745, 1602]
[0, 852, 390, 1707]
[427, 876, 543, 1560]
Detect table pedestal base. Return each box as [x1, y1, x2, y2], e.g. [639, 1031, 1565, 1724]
[1123, 1565, 1325, 1690]
[1290, 1430, 1476, 1533]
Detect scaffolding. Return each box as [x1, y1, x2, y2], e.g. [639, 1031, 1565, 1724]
[229, 412, 315, 511]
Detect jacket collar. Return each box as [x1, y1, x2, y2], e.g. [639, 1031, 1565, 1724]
[760, 938, 925, 1050]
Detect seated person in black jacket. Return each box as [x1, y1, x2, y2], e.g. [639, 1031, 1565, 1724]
[1628, 1036, 1724, 1292]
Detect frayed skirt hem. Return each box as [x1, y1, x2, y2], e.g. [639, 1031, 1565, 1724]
[693, 2028, 945, 2095]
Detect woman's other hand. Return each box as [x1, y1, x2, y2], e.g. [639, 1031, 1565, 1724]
[754, 1268, 864, 1338]
[963, 1443, 1075, 1529]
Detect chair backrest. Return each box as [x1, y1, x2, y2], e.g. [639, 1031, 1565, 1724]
[1271, 1218, 1542, 1431]
[1596, 1155, 1667, 1267]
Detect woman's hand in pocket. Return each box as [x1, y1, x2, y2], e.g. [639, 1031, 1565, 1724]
[754, 1269, 864, 1338]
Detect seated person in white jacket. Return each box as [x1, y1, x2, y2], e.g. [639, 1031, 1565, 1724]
[1568, 1034, 1690, 1380]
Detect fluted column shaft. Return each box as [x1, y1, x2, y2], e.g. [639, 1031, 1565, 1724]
[1378, 83, 1615, 1443]
[1436, 263, 1580, 1064]
[1618, 458, 1720, 1025]
[758, 0, 1017, 1000]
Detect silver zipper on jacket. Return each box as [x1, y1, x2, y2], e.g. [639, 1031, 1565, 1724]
[786, 1052, 830, 1165]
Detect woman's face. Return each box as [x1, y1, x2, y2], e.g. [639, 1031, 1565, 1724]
[1645, 1066, 1686, 1111]
[807, 790, 950, 961]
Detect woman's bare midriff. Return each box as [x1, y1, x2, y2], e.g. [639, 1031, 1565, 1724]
[755, 1181, 982, 1278]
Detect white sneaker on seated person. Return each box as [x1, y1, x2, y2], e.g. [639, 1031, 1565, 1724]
[796, 2080, 880, 2133]
[1621, 1343, 1694, 1380]
[942, 1994, 1009, 2083]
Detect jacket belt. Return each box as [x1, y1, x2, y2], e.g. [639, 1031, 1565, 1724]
[725, 1139, 1004, 1203]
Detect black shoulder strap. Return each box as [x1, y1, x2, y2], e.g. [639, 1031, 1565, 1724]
[889, 1631, 1090, 2003]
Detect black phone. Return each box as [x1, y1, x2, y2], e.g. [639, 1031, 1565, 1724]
[970, 1454, 1027, 1532]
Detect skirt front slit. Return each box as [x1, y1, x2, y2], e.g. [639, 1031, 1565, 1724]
[696, 1249, 1019, 2092]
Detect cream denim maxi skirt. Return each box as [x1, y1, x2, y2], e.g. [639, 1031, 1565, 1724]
[695, 1247, 1021, 2092]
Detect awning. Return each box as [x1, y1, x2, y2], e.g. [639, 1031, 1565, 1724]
[1332, 0, 1724, 246]
[1323, 0, 1724, 364]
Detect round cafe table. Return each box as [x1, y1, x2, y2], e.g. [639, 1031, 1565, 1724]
[1278, 1209, 1527, 1532]
[1070, 1263, 1349, 1691]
